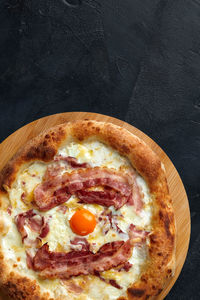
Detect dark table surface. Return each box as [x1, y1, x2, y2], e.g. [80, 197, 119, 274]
[0, 0, 199, 299]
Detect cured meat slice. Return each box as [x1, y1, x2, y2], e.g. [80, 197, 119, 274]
[29, 240, 133, 279]
[34, 167, 142, 212]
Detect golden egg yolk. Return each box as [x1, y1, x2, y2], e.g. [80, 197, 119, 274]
[69, 209, 96, 236]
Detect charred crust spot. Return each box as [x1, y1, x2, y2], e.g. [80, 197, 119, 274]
[150, 233, 157, 243]
[141, 275, 147, 283]
[45, 134, 50, 139]
[87, 121, 93, 126]
[159, 210, 164, 219]
[121, 144, 130, 154]
[25, 145, 56, 161]
[0, 165, 14, 190]
[3, 166, 14, 178]
[107, 137, 130, 154]
[4, 276, 42, 300]
[156, 288, 163, 296]
[160, 201, 166, 209]
[167, 268, 172, 274]
[42, 141, 48, 146]
[152, 285, 156, 290]
[157, 252, 162, 256]
[149, 248, 153, 254]
[77, 135, 84, 141]
[128, 288, 145, 297]
[159, 210, 173, 240]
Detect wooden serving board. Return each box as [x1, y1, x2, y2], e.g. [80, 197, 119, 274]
[0, 112, 190, 300]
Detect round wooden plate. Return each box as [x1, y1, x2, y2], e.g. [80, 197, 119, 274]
[0, 112, 190, 300]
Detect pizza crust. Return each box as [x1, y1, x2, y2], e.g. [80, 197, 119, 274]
[0, 120, 176, 300]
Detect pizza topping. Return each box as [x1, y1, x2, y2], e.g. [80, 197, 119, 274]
[70, 237, 90, 251]
[69, 209, 96, 236]
[109, 279, 122, 289]
[34, 185, 71, 211]
[127, 171, 143, 213]
[57, 205, 67, 214]
[94, 271, 122, 289]
[34, 167, 139, 211]
[129, 224, 149, 243]
[54, 155, 91, 168]
[99, 209, 125, 236]
[117, 261, 133, 272]
[44, 164, 65, 181]
[26, 250, 34, 269]
[62, 280, 83, 294]
[21, 192, 26, 202]
[15, 210, 49, 245]
[77, 189, 128, 210]
[39, 222, 50, 239]
[7, 205, 12, 215]
[28, 239, 133, 279]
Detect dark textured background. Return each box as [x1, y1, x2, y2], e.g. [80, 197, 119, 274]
[0, 0, 200, 299]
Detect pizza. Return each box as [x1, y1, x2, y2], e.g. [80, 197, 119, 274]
[0, 120, 175, 300]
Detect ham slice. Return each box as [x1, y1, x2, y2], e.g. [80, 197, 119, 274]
[44, 164, 65, 181]
[15, 210, 49, 245]
[62, 280, 83, 294]
[54, 155, 90, 169]
[70, 237, 90, 251]
[129, 224, 149, 243]
[29, 240, 133, 279]
[26, 250, 34, 269]
[57, 205, 67, 214]
[99, 209, 125, 235]
[127, 171, 143, 213]
[34, 167, 141, 212]
[94, 271, 122, 289]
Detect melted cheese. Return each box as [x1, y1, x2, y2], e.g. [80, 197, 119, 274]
[0, 140, 152, 300]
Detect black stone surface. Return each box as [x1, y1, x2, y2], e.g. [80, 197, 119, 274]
[0, 0, 199, 299]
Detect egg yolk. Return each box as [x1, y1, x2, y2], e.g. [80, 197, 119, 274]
[69, 209, 96, 236]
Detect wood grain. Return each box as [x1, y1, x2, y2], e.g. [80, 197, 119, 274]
[0, 112, 190, 300]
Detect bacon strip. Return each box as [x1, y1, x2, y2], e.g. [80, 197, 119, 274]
[117, 261, 132, 272]
[34, 167, 135, 211]
[54, 155, 91, 169]
[29, 240, 133, 279]
[15, 210, 49, 245]
[77, 189, 127, 209]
